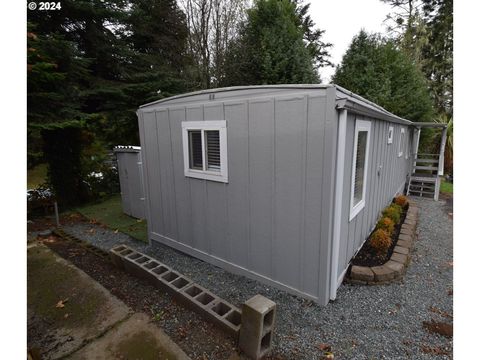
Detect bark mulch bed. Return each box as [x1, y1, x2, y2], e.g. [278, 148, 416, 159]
[40, 235, 240, 360]
[351, 203, 409, 267]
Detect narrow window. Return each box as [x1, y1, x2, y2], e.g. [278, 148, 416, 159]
[350, 120, 371, 221]
[182, 121, 228, 182]
[398, 127, 405, 157]
[387, 126, 394, 144]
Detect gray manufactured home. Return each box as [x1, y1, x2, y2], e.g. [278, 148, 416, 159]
[136, 85, 446, 306]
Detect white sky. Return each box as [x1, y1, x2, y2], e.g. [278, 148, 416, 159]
[308, 0, 392, 83]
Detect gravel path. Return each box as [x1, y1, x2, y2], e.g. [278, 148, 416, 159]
[63, 196, 453, 359]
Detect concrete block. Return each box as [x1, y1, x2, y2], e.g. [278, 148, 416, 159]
[400, 226, 413, 236]
[394, 246, 409, 255]
[371, 265, 395, 282]
[397, 239, 412, 249]
[384, 260, 405, 277]
[390, 252, 408, 264]
[398, 233, 413, 243]
[109, 245, 130, 269]
[239, 295, 276, 359]
[350, 266, 374, 282]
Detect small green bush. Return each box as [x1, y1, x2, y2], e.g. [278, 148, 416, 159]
[369, 229, 392, 255]
[382, 204, 402, 224]
[394, 195, 408, 208]
[377, 216, 395, 235]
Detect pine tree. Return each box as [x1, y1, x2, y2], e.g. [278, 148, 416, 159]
[333, 30, 433, 122]
[222, 0, 331, 86]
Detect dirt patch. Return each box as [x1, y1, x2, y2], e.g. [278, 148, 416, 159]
[422, 320, 453, 338]
[43, 235, 239, 360]
[27, 244, 131, 359]
[352, 203, 409, 267]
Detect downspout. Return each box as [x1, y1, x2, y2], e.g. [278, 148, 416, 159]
[330, 108, 348, 301]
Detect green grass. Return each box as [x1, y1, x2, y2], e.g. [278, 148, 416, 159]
[440, 179, 453, 195]
[75, 194, 148, 243]
[27, 163, 48, 189]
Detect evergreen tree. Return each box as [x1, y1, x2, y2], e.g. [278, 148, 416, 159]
[333, 30, 433, 122]
[222, 0, 331, 85]
[421, 0, 453, 116]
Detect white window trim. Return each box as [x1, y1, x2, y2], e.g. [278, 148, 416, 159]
[405, 129, 409, 159]
[349, 119, 371, 221]
[398, 127, 405, 157]
[387, 126, 394, 144]
[181, 120, 228, 183]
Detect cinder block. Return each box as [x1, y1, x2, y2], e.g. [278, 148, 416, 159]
[124, 253, 153, 278]
[239, 295, 276, 359]
[109, 245, 129, 269]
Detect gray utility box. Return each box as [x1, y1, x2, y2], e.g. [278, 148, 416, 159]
[114, 146, 145, 219]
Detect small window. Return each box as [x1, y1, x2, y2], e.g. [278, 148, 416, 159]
[405, 130, 410, 159]
[182, 121, 228, 182]
[350, 120, 371, 221]
[387, 126, 394, 144]
[398, 127, 405, 157]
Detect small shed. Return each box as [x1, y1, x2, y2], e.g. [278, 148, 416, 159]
[114, 146, 145, 219]
[136, 85, 422, 305]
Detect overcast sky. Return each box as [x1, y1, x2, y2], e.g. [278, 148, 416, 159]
[308, 0, 392, 83]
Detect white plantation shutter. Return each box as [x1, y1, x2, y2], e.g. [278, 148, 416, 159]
[353, 131, 367, 206]
[205, 130, 220, 171]
[188, 130, 203, 169]
[182, 121, 228, 183]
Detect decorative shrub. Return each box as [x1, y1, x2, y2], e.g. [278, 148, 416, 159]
[394, 195, 408, 208]
[377, 216, 395, 235]
[369, 229, 392, 255]
[382, 204, 402, 224]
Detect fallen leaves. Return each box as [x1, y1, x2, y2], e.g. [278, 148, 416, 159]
[429, 306, 453, 319]
[55, 298, 69, 308]
[422, 320, 453, 338]
[421, 345, 450, 356]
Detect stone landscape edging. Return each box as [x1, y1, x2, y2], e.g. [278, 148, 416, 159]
[347, 200, 419, 285]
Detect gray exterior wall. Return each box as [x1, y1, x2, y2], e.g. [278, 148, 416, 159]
[115, 148, 145, 219]
[137, 85, 414, 305]
[335, 113, 412, 281]
[138, 87, 338, 305]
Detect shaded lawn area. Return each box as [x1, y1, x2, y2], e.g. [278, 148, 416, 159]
[27, 163, 48, 189]
[440, 179, 453, 195]
[75, 194, 148, 243]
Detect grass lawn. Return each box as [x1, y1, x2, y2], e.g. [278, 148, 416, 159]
[440, 179, 453, 195]
[27, 163, 47, 189]
[75, 194, 148, 243]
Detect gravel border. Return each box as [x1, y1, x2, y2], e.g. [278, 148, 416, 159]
[63, 196, 453, 359]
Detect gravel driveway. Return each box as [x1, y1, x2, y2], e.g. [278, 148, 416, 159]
[63, 196, 453, 359]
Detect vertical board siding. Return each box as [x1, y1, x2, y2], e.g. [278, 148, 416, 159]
[302, 95, 326, 297]
[203, 104, 229, 261]
[248, 99, 274, 277]
[142, 112, 164, 235]
[337, 115, 411, 277]
[185, 107, 207, 252]
[225, 102, 249, 268]
[169, 108, 193, 247]
[156, 110, 178, 239]
[138, 90, 332, 303]
[273, 96, 306, 288]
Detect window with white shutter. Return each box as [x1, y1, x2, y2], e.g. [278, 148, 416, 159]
[398, 127, 405, 157]
[182, 121, 228, 182]
[350, 120, 371, 221]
